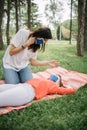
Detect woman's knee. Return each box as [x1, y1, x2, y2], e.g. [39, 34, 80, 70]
[19, 66, 33, 83]
[3, 67, 20, 84]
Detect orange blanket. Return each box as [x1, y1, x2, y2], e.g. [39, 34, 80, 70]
[0, 67, 87, 115]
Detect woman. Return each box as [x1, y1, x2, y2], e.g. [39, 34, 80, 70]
[2, 27, 58, 84]
[0, 75, 76, 107]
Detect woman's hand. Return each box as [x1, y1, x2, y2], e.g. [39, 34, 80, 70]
[48, 60, 59, 67]
[25, 37, 35, 47]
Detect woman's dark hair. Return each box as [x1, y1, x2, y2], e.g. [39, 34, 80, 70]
[28, 27, 52, 52]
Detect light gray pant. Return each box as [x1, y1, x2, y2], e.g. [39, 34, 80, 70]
[0, 83, 35, 107]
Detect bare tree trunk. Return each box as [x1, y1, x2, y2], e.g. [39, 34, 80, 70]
[69, 0, 73, 44]
[0, 27, 3, 50]
[84, 0, 87, 51]
[27, 0, 31, 29]
[18, 1, 21, 28]
[6, 0, 11, 45]
[15, 0, 19, 32]
[77, 0, 85, 56]
[0, 0, 5, 49]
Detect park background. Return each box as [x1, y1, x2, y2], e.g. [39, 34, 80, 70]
[0, 0, 87, 130]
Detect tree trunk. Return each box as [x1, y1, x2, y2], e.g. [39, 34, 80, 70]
[27, 0, 31, 29]
[69, 0, 73, 44]
[18, 1, 21, 28]
[6, 0, 11, 45]
[15, 0, 19, 32]
[84, 0, 87, 51]
[0, 0, 5, 50]
[77, 0, 85, 56]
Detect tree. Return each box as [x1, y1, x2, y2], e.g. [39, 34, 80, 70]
[27, 0, 31, 29]
[6, 0, 11, 45]
[1, 0, 43, 47]
[45, 0, 69, 39]
[30, 2, 42, 30]
[14, 0, 19, 32]
[0, 0, 5, 49]
[84, 0, 87, 51]
[77, 0, 85, 56]
[45, 0, 64, 28]
[69, 0, 73, 44]
[72, 0, 78, 17]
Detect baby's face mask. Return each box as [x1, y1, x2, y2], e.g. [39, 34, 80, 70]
[49, 74, 61, 87]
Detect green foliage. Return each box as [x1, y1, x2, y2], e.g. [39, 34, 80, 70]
[56, 19, 78, 40]
[62, 19, 78, 32]
[0, 40, 87, 130]
[0, 46, 6, 79]
[2, 0, 42, 41]
[30, 2, 42, 30]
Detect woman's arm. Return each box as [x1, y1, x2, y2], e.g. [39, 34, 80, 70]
[9, 37, 35, 56]
[30, 59, 59, 67]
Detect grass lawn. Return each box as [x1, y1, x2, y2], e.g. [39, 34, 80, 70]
[0, 40, 87, 130]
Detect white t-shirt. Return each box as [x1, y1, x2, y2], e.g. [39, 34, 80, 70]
[3, 28, 37, 71]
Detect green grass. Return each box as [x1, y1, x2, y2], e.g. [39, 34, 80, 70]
[0, 40, 87, 130]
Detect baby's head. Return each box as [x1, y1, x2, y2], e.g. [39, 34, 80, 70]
[49, 74, 63, 87]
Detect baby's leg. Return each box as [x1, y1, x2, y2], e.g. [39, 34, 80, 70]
[0, 84, 35, 107]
